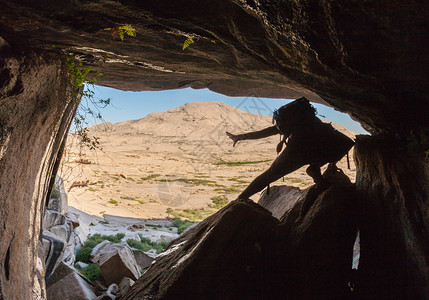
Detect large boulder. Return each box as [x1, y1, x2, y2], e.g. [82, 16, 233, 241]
[42, 210, 66, 230]
[259, 185, 308, 220]
[132, 249, 154, 270]
[281, 182, 358, 299]
[91, 241, 141, 285]
[46, 262, 97, 300]
[47, 175, 69, 214]
[271, 165, 358, 298]
[122, 199, 279, 299]
[42, 231, 66, 279]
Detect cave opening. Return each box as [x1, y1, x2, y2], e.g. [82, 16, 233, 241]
[44, 84, 364, 292]
[1, 1, 428, 298]
[61, 85, 364, 220]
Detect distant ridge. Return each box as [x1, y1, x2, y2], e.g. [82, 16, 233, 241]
[87, 102, 355, 140]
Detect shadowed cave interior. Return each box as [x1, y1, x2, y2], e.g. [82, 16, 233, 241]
[1, 1, 429, 299]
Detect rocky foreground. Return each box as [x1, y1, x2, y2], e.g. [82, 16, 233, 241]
[40, 176, 195, 299]
[41, 163, 360, 299]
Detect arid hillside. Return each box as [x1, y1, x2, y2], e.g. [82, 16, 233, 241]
[60, 102, 356, 219]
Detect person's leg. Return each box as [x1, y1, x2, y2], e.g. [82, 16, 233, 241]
[238, 149, 306, 199]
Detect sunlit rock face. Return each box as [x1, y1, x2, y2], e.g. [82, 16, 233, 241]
[0, 55, 78, 299]
[1, 0, 428, 134]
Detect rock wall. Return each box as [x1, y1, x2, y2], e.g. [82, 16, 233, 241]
[1, 0, 428, 133]
[0, 55, 77, 299]
[355, 135, 429, 299]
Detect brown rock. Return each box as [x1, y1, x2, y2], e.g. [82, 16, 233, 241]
[118, 278, 135, 298]
[355, 135, 429, 299]
[47, 272, 97, 300]
[284, 182, 358, 299]
[122, 199, 279, 299]
[97, 243, 141, 285]
[132, 249, 154, 270]
[0, 55, 77, 299]
[258, 185, 307, 220]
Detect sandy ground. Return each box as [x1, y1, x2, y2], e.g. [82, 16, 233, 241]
[60, 102, 356, 220]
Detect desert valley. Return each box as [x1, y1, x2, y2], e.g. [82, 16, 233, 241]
[60, 101, 356, 221]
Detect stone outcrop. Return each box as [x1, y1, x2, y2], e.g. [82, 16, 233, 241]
[0, 55, 78, 299]
[354, 135, 429, 299]
[91, 242, 141, 285]
[123, 171, 358, 299]
[123, 199, 279, 299]
[41, 177, 95, 278]
[258, 185, 307, 220]
[47, 262, 97, 300]
[132, 249, 154, 270]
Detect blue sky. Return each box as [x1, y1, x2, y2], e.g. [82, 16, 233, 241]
[84, 85, 368, 134]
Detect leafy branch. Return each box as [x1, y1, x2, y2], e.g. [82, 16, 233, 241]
[64, 57, 110, 151]
[104, 25, 136, 41]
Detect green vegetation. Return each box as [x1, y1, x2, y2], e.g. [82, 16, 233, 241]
[76, 233, 125, 263]
[88, 187, 97, 192]
[214, 186, 241, 194]
[140, 174, 161, 181]
[50, 187, 61, 199]
[108, 199, 118, 205]
[213, 159, 272, 166]
[77, 264, 103, 282]
[126, 235, 168, 254]
[227, 177, 249, 184]
[104, 25, 136, 41]
[166, 208, 214, 222]
[123, 198, 146, 204]
[146, 224, 162, 228]
[120, 196, 139, 201]
[157, 178, 217, 186]
[171, 218, 194, 234]
[209, 195, 229, 209]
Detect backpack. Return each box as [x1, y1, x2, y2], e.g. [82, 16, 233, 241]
[272, 97, 316, 135]
[272, 97, 317, 154]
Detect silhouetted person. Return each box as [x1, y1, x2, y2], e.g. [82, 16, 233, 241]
[226, 97, 355, 199]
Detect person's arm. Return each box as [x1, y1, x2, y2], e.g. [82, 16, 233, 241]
[226, 126, 279, 147]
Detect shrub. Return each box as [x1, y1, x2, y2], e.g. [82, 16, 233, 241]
[77, 264, 103, 282]
[76, 233, 125, 263]
[76, 246, 93, 263]
[127, 236, 169, 254]
[210, 195, 229, 209]
[126, 239, 152, 252]
[50, 187, 61, 199]
[108, 199, 118, 205]
[171, 218, 194, 234]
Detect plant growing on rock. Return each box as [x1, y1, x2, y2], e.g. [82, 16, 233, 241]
[63, 57, 110, 153]
[104, 24, 136, 41]
[77, 264, 103, 282]
[76, 233, 125, 263]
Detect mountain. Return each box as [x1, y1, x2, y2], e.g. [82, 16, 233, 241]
[62, 102, 356, 220]
[87, 101, 355, 145]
